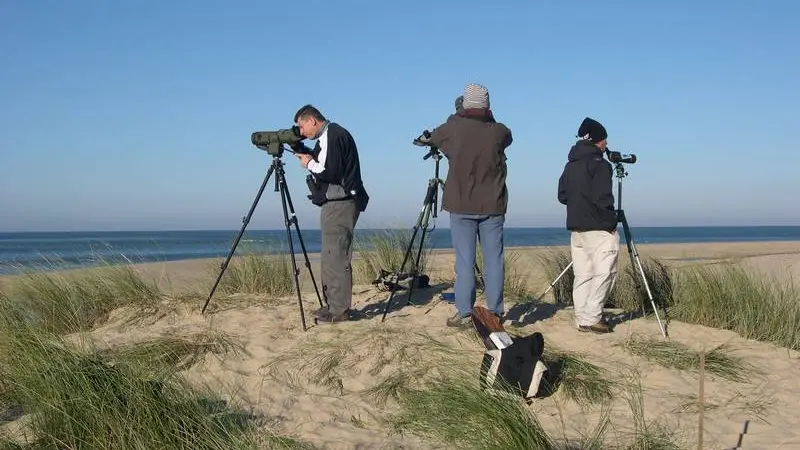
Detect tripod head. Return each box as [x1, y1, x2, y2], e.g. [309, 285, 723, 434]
[414, 130, 442, 161]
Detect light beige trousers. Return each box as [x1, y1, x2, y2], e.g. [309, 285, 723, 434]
[570, 230, 620, 327]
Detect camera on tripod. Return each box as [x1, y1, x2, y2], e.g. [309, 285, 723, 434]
[251, 126, 306, 157]
[606, 150, 637, 164]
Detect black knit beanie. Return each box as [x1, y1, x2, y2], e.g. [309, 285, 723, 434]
[577, 117, 608, 143]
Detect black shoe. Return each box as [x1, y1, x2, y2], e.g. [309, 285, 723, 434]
[313, 305, 329, 318]
[446, 313, 472, 328]
[316, 310, 350, 325]
[578, 322, 612, 334]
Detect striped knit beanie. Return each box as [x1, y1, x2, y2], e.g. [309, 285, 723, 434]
[462, 83, 489, 109]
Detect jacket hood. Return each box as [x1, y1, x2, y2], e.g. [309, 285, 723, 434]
[568, 139, 603, 162]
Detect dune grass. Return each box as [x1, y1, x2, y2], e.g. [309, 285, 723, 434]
[670, 263, 800, 351]
[211, 250, 295, 298]
[476, 249, 531, 301]
[619, 334, 751, 382]
[620, 371, 682, 450]
[390, 369, 558, 450]
[0, 256, 312, 448]
[351, 229, 433, 286]
[540, 346, 614, 407]
[0, 325, 309, 450]
[0, 261, 161, 334]
[96, 331, 247, 376]
[535, 248, 672, 312]
[535, 248, 800, 352]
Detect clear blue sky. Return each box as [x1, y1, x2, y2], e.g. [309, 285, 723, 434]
[2, 1, 798, 232]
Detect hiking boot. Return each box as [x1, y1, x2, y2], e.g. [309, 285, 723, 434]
[315, 310, 350, 325]
[446, 313, 472, 328]
[313, 305, 329, 318]
[579, 321, 612, 334]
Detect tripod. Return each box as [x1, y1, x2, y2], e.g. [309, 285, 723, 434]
[201, 149, 323, 331]
[379, 145, 444, 322]
[517, 160, 668, 338]
[379, 144, 485, 321]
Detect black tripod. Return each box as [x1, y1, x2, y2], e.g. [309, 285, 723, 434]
[201, 149, 323, 331]
[379, 143, 485, 322]
[379, 144, 444, 322]
[517, 158, 668, 338]
[612, 160, 668, 338]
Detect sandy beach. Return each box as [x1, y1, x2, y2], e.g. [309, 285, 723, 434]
[2, 240, 800, 449]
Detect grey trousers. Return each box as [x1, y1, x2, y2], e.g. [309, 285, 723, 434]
[320, 199, 360, 315]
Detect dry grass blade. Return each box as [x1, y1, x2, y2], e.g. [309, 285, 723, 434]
[619, 335, 752, 382]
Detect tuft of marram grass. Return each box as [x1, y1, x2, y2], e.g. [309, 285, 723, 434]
[0, 326, 314, 450]
[213, 251, 294, 298]
[96, 331, 247, 376]
[534, 248, 673, 313]
[619, 334, 752, 383]
[351, 229, 432, 286]
[390, 367, 558, 450]
[0, 261, 161, 334]
[535, 249, 574, 305]
[670, 263, 800, 351]
[476, 249, 531, 301]
[620, 370, 683, 450]
[540, 347, 614, 407]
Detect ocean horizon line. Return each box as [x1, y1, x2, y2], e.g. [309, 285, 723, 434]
[3, 224, 800, 234]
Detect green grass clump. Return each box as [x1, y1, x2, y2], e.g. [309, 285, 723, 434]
[670, 263, 800, 351]
[390, 371, 558, 450]
[541, 347, 614, 407]
[535, 248, 672, 312]
[97, 332, 247, 376]
[213, 251, 294, 298]
[0, 328, 270, 450]
[0, 262, 160, 334]
[620, 373, 683, 450]
[477, 249, 531, 301]
[607, 257, 673, 312]
[535, 249, 574, 305]
[352, 229, 432, 285]
[619, 335, 750, 382]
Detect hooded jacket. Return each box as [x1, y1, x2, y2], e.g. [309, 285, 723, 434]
[557, 140, 617, 232]
[428, 109, 512, 215]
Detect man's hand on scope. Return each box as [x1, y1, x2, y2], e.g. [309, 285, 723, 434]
[296, 153, 313, 168]
[413, 130, 432, 147]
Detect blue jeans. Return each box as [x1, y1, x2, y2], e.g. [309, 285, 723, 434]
[450, 213, 505, 318]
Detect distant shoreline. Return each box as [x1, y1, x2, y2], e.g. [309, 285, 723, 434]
[3, 225, 800, 234]
[3, 240, 800, 281]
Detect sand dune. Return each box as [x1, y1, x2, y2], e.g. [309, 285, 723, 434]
[3, 241, 800, 448]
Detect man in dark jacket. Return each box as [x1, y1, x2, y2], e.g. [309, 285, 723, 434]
[426, 83, 513, 327]
[557, 117, 619, 334]
[293, 104, 369, 324]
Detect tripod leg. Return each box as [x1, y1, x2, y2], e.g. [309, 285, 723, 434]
[620, 212, 667, 338]
[381, 181, 433, 322]
[279, 167, 323, 309]
[474, 232, 485, 292]
[202, 163, 275, 314]
[403, 186, 437, 307]
[515, 261, 573, 325]
[276, 162, 309, 331]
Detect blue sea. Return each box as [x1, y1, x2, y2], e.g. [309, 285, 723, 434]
[2, 226, 800, 275]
